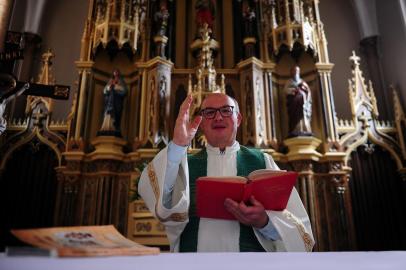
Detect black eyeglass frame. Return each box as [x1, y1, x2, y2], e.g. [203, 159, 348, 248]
[200, 105, 235, 119]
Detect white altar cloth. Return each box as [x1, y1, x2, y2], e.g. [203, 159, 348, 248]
[1, 251, 405, 270]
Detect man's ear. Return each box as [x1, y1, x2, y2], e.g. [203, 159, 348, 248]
[236, 113, 242, 127]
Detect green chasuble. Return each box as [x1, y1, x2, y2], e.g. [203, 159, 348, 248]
[179, 146, 266, 252]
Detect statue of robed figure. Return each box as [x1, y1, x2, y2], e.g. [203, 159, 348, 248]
[284, 66, 312, 137]
[99, 69, 128, 137]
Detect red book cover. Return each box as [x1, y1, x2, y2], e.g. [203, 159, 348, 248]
[196, 170, 298, 220]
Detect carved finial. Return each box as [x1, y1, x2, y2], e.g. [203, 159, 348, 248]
[200, 23, 212, 43]
[37, 49, 55, 85]
[188, 74, 192, 94]
[188, 23, 226, 116]
[220, 74, 225, 93]
[349, 50, 360, 67]
[42, 48, 54, 63]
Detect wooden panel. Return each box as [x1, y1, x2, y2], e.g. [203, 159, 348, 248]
[349, 146, 406, 250]
[0, 143, 58, 250]
[127, 200, 169, 249]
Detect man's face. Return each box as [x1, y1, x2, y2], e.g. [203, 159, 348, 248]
[199, 94, 242, 148]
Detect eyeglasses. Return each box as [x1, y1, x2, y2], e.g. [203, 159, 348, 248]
[200, 106, 234, 119]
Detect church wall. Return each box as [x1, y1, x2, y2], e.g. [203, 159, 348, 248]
[35, 0, 88, 121]
[319, 0, 361, 120]
[7, 0, 88, 121]
[8, 0, 26, 31]
[319, 0, 406, 120]
[377, 0, 406, 110]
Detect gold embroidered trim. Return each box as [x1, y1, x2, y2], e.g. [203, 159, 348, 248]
[155, 209, 188, 222]
[147, 163, 160, 199]
[283, 210, 314, 252]
[147, 162, 188, 223]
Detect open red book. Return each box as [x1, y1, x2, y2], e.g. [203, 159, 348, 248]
[196, 169, 298, 220]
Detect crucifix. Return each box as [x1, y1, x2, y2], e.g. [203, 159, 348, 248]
[0, 48, 70, 134]
[0, 73, 70, 135]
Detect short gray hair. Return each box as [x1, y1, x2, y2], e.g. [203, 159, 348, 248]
[201, 93, 240, 113]
[230, 96, 240, 113]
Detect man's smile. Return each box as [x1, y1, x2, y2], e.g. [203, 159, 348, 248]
[212, 123, 227, 129]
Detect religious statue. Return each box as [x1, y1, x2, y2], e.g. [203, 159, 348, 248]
[0, 74, 29, 135]
[158, 77, 168, 143]
[245, 78, 254, 138]
[255, 77, 264, 139]
[242, 3, 256, 37]
[284, 66, 312, 137]
[195, 0, 216, 29]
[148, 80, 158, 144]
[0, 100, 7, 135]
[99, 69, 128, 137]
[154, 0, 170, 37]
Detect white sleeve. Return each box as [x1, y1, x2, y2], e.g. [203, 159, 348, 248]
[138, 145, 190, 252]
[253, 153, 315, 252]
[162, 142, 188, 208]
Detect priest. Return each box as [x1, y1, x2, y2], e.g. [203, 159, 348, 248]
[138, 93, 315, 252]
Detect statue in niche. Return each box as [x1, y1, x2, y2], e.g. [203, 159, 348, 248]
[154, 0, 170, 37]
[0, 101, 6, 135]
[158, 77, 168, 143]
[242, 2, 256, 38]
[149, 80, 156, 135]
[99, 69, 128, 137]
[245, 78, 254, 138]
[284, 66, 312, 137]
[195, 0, 216, 30]
[255, 77, 264, 140]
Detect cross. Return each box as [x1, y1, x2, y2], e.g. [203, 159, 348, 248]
[0, 33, 71, 134]
[41, 49, 54, 63]
[1, 40, 70, 103]
[0, 73, 70, 135]
[349, 50, 360, 67]
[0, 74, 70, 103]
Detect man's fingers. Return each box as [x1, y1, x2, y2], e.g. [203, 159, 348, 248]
[225, 206, 250, 225]
[225, 198, 268, 227]
[176, 95, 192, 124]
[238, 200, 260, 216]
[190, 115, 202, 131]
[224, 198, 241, 215]
[179, 95, 192, 114]
[224, 199, 251, 225]
[224, 198, 239, 208]
[249, 196, 263, 207]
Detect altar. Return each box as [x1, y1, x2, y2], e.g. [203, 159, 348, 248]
[1, 252, 405, 270]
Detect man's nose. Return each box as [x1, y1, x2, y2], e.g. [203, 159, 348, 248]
[214, 110, 223, 120]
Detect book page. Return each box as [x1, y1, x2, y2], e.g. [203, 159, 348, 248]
[248, 169, 287, 181]
[197, 175, 247, 183]
[11, 225, 160, 257]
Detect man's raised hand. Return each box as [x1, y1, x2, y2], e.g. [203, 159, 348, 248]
[172, 95, 202, 147]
